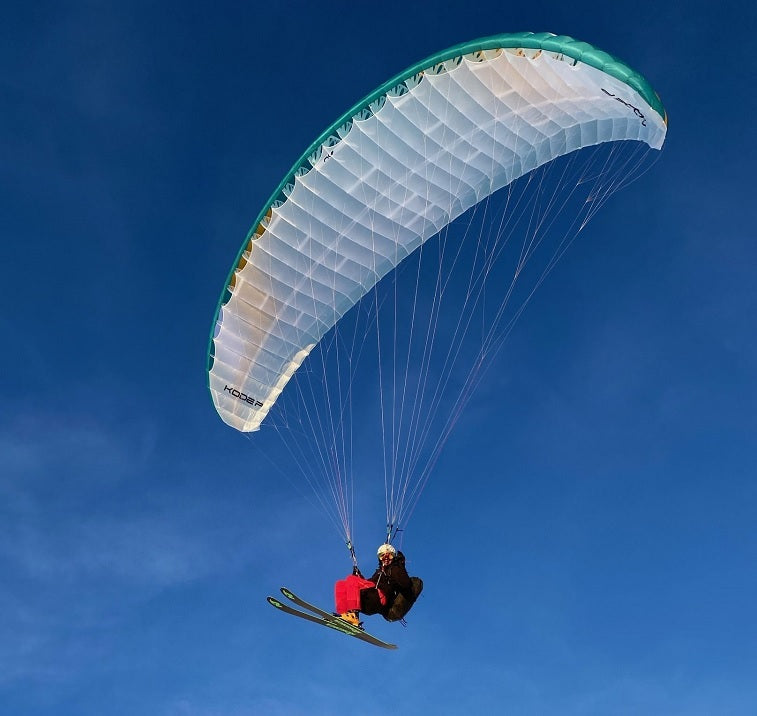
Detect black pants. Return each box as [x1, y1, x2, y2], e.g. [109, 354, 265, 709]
[380, 577, 424, 622]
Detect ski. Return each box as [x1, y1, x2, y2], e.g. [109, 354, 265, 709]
[267, 587, 397, 650]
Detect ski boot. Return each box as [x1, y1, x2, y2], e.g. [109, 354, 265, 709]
[339, 610, 363, 629]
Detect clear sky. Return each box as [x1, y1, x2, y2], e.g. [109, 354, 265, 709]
[2, 2, 756, 714]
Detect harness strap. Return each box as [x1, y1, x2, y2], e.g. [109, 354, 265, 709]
[346, 539, 358, 569]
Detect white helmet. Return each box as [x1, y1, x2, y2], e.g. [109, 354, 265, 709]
[377, 543, 397, 558]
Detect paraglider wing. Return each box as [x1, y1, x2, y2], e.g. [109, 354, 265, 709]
[207, 32, 667, 433]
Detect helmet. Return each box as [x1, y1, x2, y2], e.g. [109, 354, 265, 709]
[377, 543, 397, 558]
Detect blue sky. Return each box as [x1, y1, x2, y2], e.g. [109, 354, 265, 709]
[2, 1, 756, 714]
